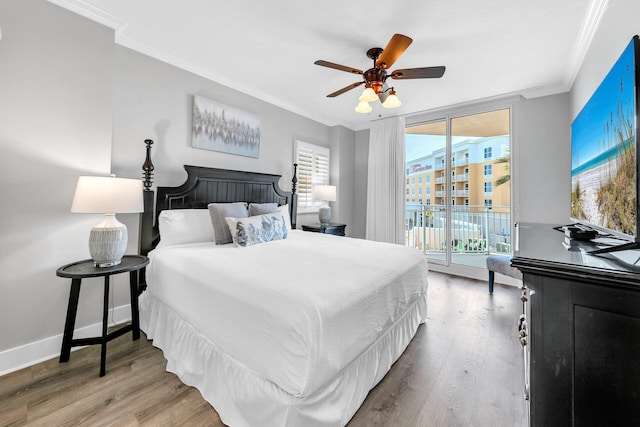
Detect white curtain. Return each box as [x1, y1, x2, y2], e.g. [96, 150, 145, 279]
[366, 116, 406, 244]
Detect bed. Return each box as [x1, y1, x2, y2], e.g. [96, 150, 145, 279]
[137, 140, 429, 427]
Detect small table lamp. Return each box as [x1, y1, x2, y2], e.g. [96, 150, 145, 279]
[71, 175, 143, 267]
[313, 184, 337, 225]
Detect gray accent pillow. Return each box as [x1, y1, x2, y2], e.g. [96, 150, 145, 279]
[248, 202, 279, 216]
[208, 202, 248, 245]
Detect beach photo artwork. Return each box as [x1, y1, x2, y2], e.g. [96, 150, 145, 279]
[571, 37, 638, 236]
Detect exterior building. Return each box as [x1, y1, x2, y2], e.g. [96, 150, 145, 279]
[406, 135, 511, 209]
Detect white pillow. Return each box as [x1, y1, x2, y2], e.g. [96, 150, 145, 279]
[279, 204, 292, 231]
[157, 209, 214, 247]
[225, 212, 288, 247]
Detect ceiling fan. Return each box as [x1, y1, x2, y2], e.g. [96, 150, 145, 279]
[314, 34, 445, 113]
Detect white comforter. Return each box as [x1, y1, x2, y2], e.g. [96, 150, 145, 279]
[145, 230, 428, 397]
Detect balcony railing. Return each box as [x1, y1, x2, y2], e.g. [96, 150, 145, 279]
[453, 159, 469, 166]
[405, 204, 512, 255]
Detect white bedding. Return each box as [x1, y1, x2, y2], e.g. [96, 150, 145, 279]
[142, 230, 428, 425]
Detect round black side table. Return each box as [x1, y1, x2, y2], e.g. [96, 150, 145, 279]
[301, 223, 347, 236]
[56, 255, 149, 377]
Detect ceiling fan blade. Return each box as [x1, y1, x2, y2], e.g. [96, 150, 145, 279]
[376, 34, 413, 69]
[390, 66, 446, 79]
[327, 81, 364, 97]
[314, 60, 363, 75]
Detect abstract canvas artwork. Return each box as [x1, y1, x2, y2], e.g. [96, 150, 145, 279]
[192, 95, 260, 158]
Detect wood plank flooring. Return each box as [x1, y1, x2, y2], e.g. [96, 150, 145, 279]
[0, 272, 527, 426]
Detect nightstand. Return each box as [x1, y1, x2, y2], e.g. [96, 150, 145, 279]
[301, 223, 347, 236]
[56, 255, 149, 376]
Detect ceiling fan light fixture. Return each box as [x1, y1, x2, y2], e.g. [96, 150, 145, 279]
[314, 34, 445, 114]
[382, 89, 402, 109]
[355, 101, 372, 114]
[359, 87, 378, 103]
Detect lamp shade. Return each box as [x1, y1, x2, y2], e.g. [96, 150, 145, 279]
[313, 184, 337, 202]
[382, 90, 402, 108]
[355, 101, 373, 114]
[71, 175, 143, 267]
[71, 176, 143, 214]
[359, 87, 378, 103]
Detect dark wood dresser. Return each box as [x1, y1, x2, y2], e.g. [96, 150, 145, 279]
[511, 223, 640, 427]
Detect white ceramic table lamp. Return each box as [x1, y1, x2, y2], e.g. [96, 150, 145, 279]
[313, 184, 336, 225]
[71, 175, 143, 267]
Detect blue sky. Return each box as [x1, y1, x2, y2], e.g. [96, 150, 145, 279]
[405, 134, 445, 161]
[405, 133, 483, 162]
[571, 37, 636, 170]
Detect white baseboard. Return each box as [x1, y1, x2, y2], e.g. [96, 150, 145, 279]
[0, 304, 132, 377]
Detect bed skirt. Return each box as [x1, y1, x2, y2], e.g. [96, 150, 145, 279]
[140, 291, 427, 427]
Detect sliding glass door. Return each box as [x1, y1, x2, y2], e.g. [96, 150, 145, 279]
[405, 120, 447, 263]
[405, 109, 512, 271]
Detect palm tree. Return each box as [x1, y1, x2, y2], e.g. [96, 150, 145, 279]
[495, 149, 510, 187]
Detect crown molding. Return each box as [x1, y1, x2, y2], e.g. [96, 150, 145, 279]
[115, 32, 337, 127]
[563, 0, 610, 89]
[49, 0, 338, 128]
[47, 0, 127, 30]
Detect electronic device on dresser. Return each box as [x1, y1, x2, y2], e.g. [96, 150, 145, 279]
[563, 223, 598, 241]
[570, 35, 640, 255]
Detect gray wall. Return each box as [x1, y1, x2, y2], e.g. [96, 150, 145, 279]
[515, 93, 571, 224]
[110, 45, 350, 237]
[0, 0, 115, 368]
[330, 126, 356, 236]
[0, 0, 350, 373]
[111, 46, 333, 189]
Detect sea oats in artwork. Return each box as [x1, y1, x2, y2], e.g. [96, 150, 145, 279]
[571, 37, 637, 237]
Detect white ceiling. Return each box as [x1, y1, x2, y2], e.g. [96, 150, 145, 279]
[50, 0, 608, 131]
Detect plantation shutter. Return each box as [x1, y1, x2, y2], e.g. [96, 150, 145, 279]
[295, 140, 330, 212]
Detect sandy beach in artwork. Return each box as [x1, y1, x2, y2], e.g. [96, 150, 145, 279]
[572, 160, 617, 225]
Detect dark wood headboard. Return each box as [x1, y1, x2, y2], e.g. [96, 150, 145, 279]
[138, 139, 298, 256]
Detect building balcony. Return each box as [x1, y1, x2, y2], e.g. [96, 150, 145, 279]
[452, 159, 469, 166]
[405, 204, 512, 256]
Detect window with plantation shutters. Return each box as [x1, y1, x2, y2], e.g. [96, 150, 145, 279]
[294, 140, 330, 212]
